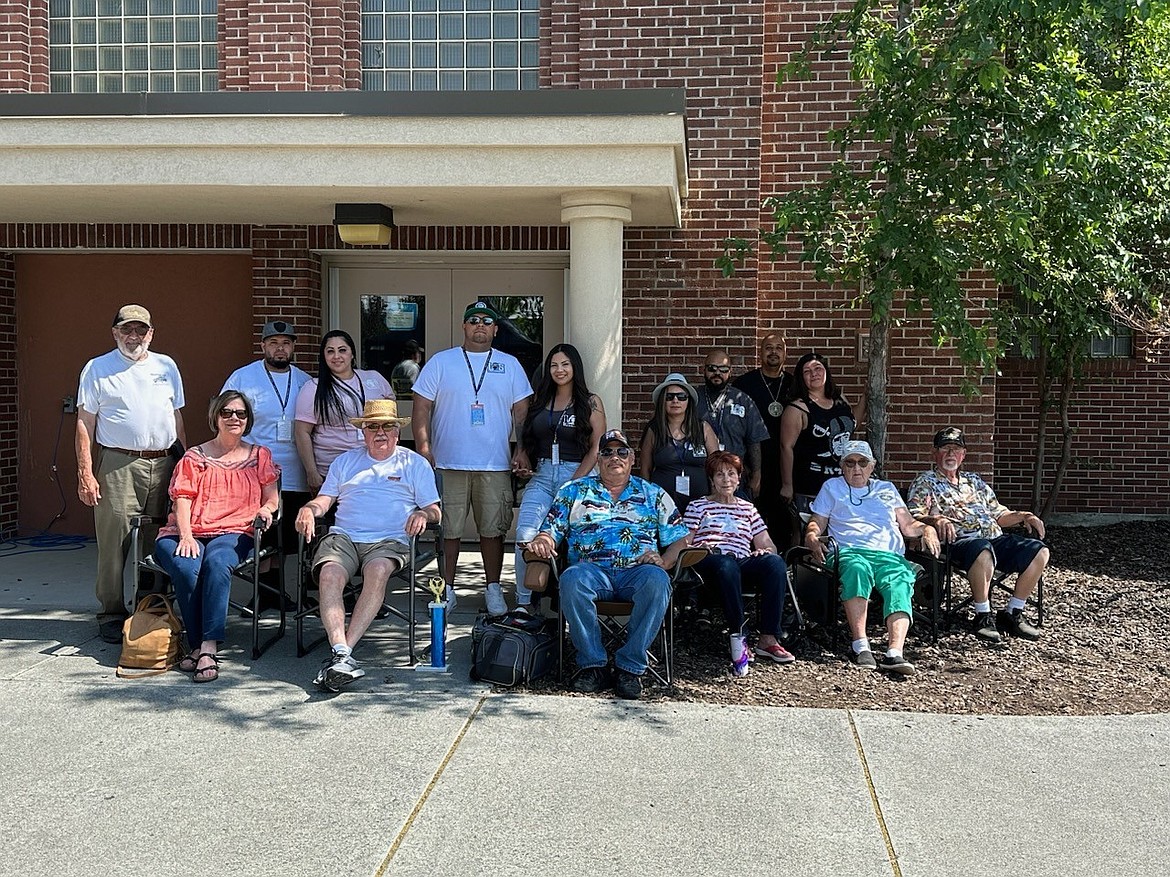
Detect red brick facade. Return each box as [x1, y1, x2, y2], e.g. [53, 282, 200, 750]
[0, 1, 1165, 536]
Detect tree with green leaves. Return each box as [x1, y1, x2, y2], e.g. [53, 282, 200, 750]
[722, 0, 1170, 509]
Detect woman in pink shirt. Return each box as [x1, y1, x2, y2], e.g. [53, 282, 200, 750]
[155, 391, 279, 682]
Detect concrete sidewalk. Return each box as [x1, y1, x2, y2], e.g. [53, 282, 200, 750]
[1, 541, 1167, 877]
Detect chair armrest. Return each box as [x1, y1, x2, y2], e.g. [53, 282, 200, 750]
[674, 546, 709, 572]
[129, 514, 165, 528]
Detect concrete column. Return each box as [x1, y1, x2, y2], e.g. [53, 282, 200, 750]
[560, 191, 632, 431]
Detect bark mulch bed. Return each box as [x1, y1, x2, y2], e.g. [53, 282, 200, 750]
[533, 522, 1170, 715]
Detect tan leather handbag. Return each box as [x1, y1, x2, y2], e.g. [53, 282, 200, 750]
[116, 594, 183, 679]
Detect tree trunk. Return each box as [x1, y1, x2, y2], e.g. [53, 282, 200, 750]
[1040, 349, 1076, 519]
[866, 309, 891, 476]
[1029, 341, 1050, 513]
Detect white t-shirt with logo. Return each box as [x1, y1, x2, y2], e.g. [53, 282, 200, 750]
[411, 346, 532, 471]
[810, 476, 907, 555]
[221, 360, 312, 493]
[320, 445, 441, 544]
[77, 349, 185, 451]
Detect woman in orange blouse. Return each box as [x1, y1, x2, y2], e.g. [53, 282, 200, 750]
[155, 391, 279, 682]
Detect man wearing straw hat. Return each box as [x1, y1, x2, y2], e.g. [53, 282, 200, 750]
[295, 399, 440, 692]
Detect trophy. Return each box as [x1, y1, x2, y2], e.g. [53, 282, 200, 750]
[415, 575, 450, 674]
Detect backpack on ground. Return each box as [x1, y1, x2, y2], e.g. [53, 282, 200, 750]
[117, 593, 183, 679]
[469, 609, 558, 687]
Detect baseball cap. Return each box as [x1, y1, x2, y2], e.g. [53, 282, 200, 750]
[463, 300, 501, 321]
[598, 429, 631, 449]
[840, 440, 875, 462]
[260, 320, 297, 341]
[933, 427, 966, 448]
[113, 304, 152, 328]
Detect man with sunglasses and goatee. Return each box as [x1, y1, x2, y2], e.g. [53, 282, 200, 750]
[695, 348, 769, 499]
[76, 304, 187, 644]
[528, 429, 691, 700]
[411, 300, 532, 618]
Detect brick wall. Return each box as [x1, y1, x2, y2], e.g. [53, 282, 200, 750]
[0, 252, 16, 537]
[221, 0, 361, 90]
[0, 0, 48, 93]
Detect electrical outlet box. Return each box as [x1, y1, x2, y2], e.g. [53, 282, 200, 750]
[62, 395, 77, 414]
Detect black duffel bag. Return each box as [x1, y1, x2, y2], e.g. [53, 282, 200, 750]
[469, 609, 558, 687]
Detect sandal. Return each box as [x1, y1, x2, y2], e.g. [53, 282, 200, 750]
[192, 652, 220, 683]
[178, 652, 199, 673]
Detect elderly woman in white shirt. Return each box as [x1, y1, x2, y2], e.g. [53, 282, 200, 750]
[803, 441, 940, 676]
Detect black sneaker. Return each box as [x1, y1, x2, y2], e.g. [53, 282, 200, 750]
[997, 608, 1041, 641]
[972, 611, 1002, 644]
[573, 667, 611, 694]
[613, 669, 643, 700]
[98, 619, 124, 644]
[853, 649, 878, 670]
[878, 654, 917, 676]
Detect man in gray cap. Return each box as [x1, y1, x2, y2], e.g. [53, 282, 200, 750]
[907, 427, 1047, 644]
[411, 300, 532, 616]
[221, 320, 312, 606]
[76, 304, 187, 643]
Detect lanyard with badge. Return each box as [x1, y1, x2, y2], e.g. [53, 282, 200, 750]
[548, 405, 571, 465]
[673, 437, 691, 496]
[266, 367, 294, 441]
[464, 348, 493, 427]
[335, 375, 367, 441]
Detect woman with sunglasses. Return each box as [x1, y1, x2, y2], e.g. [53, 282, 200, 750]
[683, 451, 794, 677]
[779, 352, 866, 513]
[640, 372, 719, 514]
[293, 330, 394, 492]
[154, 391, 279, 683]
[511, 344, 606, 610]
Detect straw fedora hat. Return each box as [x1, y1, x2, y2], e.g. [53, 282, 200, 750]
[348, 398, 411, 428]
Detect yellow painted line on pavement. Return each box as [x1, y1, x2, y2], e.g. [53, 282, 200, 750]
[373, 693, 489, 877]
[847, 709, 903, 877]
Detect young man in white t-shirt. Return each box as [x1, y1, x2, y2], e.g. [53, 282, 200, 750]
[410, 301, 532, 616]
[75, 304, 187, 643]
[295, 399, 440, 692]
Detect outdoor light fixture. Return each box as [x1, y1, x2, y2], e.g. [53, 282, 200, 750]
[334, 203, 395, 246]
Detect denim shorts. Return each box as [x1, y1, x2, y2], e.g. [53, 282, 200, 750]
[949, 533, 1045, 574]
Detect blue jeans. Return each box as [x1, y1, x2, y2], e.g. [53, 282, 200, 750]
[559, 561, 672, 675]
[695, 552, 787, 636]
[155, 532, 254, 650]
[514, 459, 580, 605]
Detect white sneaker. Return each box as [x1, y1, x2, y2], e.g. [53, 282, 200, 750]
[485, 582, 508, 616]
[322, 651, 365, 691]
[444, 586, 458, 613]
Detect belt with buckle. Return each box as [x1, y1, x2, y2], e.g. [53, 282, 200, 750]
[106, 446, 170, 459]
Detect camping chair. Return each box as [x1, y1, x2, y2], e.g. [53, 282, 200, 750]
[532, 546, 709, 687]
[293, 513, 443, 662]
[940, 532, 1047, 626]
[129, 504, 287, 660]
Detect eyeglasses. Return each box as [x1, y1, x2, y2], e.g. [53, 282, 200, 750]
[841, 459, 870, 468]
[117, 325, 149, 337]
[705, 365, 731, 374]
[466, 316, 495, 326]
[363, 423, 399, 434]
[219, 408, 248, 420]
[599, 447, 633, 458]
[663, 392, 689, 402]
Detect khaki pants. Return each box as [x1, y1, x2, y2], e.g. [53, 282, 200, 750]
[93, 450, 174, 622]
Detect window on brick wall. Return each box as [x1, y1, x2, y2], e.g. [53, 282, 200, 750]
[49, 0, 218, 94]
[360, 0, 539, 91]
[1006, 297, 1135, 360]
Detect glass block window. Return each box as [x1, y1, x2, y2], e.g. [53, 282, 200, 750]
[49, 0, 218, 94]
[360, 0, 539, 92]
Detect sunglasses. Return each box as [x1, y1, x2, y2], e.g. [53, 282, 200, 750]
[466, 316, 495, 326]
[599, 446, 633, 458]
[117, 325, 150, 337]
[705, 365, 731, 373]
[841, 459, 871, 468]
[219, 408, 248, 420]
[663, 391, 689, 402]
[363, 423, 399, 433]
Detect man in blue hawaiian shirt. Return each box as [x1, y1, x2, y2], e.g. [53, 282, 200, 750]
[528, 429, 690, 700]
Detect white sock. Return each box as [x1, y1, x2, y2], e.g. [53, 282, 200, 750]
[852, 638, 870, 655]
[331, 643, 351, 657]
[730, 634, 748, 661]
[885, 648, 903, 659]
[1008, 597, 1027, 612]
[973, 601, 991, 614]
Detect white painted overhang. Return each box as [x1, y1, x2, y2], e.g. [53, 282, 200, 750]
[0, 90, 688, 228]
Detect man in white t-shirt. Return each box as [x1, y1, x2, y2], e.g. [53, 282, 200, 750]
[75, 304, 187, 643]
[295, 399, 440, 692]
[221, 319, 312, 607]
[410, 300, 532, 616]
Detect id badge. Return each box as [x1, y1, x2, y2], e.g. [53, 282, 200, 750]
[551, 442, 561, 466]
[276, 418, 293, 442]
[675, 474, 691, 496]
[470, 402, 486, 427]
